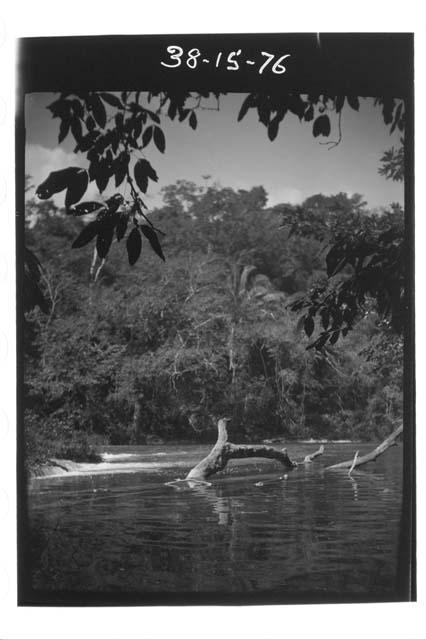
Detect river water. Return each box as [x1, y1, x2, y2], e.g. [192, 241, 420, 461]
[25, 442, 403, 604]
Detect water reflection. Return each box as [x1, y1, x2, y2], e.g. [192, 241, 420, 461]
[26, 444, 403, 598]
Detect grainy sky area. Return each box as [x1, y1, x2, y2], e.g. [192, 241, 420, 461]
[25, 92, 403, 210]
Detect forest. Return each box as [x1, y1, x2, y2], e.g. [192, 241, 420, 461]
[23, 178, 404, 472]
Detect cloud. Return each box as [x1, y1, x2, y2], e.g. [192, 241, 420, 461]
[266, 186, 304, 207]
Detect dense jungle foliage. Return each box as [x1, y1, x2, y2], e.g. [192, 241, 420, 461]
[23, 184, 403, 469]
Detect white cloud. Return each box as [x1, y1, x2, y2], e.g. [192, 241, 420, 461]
[266, 186, 304, 207]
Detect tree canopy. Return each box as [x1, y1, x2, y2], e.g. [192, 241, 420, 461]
[31, 90, 405, 349]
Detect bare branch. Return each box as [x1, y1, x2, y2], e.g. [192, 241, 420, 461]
[326, 424, 403, 471]
[320, 110, 343, 150]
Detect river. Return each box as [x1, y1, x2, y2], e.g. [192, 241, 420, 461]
[24, 442, 403, 604]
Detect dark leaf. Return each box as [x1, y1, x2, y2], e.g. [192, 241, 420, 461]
[134, 160, 148, 193]
[47, 98, 72, 119]
[116, 212, 129, 241]
[189, 111, 197, 130]
[335, 96, 345, 113]
[126, 227, 142, 265]
[71, 99, 84, 119]
[95, 172, 109, 193]
[114, 152, 130, 187]
[96, 225, 115, 259]
[58, 118, 71, 143]
[304, 315, 315, 338]
[313, 115, 331, 137]
[329, 330, 340, 345]
[134, 159, 158, 194]
[36, 167, 85, 199]
[65, 169, 89, 208]
[168, 100, 177, 120]
[110, 130, 119, 154]
[237, 94, 256, 122]
[178, 108, 190, 122]
[153, 126, 166, 153]
[140, 224, 165, 261]
[326, 246, 344, 277]
[105, 193, 124, 214]
[100, 92, 124, 109]
[382, 98, 395, 125]
[72, 220, 100, 248]
[391, 102, 403, 134]
[70, 117, 83, 142]
[68, 201, 107, 216]
[144, 161, 158, 182]
[347, 95, 360, 111]
[142, 126, 153, 148]
[145, 109, 160, 124]
[314, 333, 329, 350]
[115, 112, 124, 130]
[75, 130, 100, 152]
[267, 117, 279, 141]
[258, 101, 270, 126]
[288, 94, 305, 119]
[304, 104, 314, 121]
[86, 114, 96, 132]
[129, 116, 143, 143]
[87, 93, 107, 128]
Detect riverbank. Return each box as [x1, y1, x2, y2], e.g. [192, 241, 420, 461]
[29, 458, 94, 479]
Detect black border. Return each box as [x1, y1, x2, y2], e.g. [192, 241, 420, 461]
[16, 33, 415, 606]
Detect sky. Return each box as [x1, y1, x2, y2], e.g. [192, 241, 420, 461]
[24, 92, 404, 211]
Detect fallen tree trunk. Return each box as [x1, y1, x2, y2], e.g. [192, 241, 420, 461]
[180, 419, 402, 483]
[185, 418, 322, 481]
[325, 424, 403, 471]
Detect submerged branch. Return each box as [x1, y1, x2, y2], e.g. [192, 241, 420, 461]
[303, 445, 324, 463]
[326, 424, 403, 471]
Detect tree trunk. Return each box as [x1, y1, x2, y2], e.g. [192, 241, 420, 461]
[325, 424, 403, 471]
[131, 396, 145, 444]
[186, 418, 299, 480]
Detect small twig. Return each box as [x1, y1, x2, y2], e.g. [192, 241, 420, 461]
[326, 424, 403, 471]
[90, 246, 97, 278]
[94, 258, 106, 282]
[348, 450, 359, 476]
[302, 444, 325, 464]
[125, 168, 165, 235]
[320, 111, 343, 150]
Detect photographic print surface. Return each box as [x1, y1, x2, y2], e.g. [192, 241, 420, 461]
[17, 34, 414, 605]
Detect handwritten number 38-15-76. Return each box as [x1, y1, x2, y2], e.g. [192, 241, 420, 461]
[160, 47, 291, 74]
